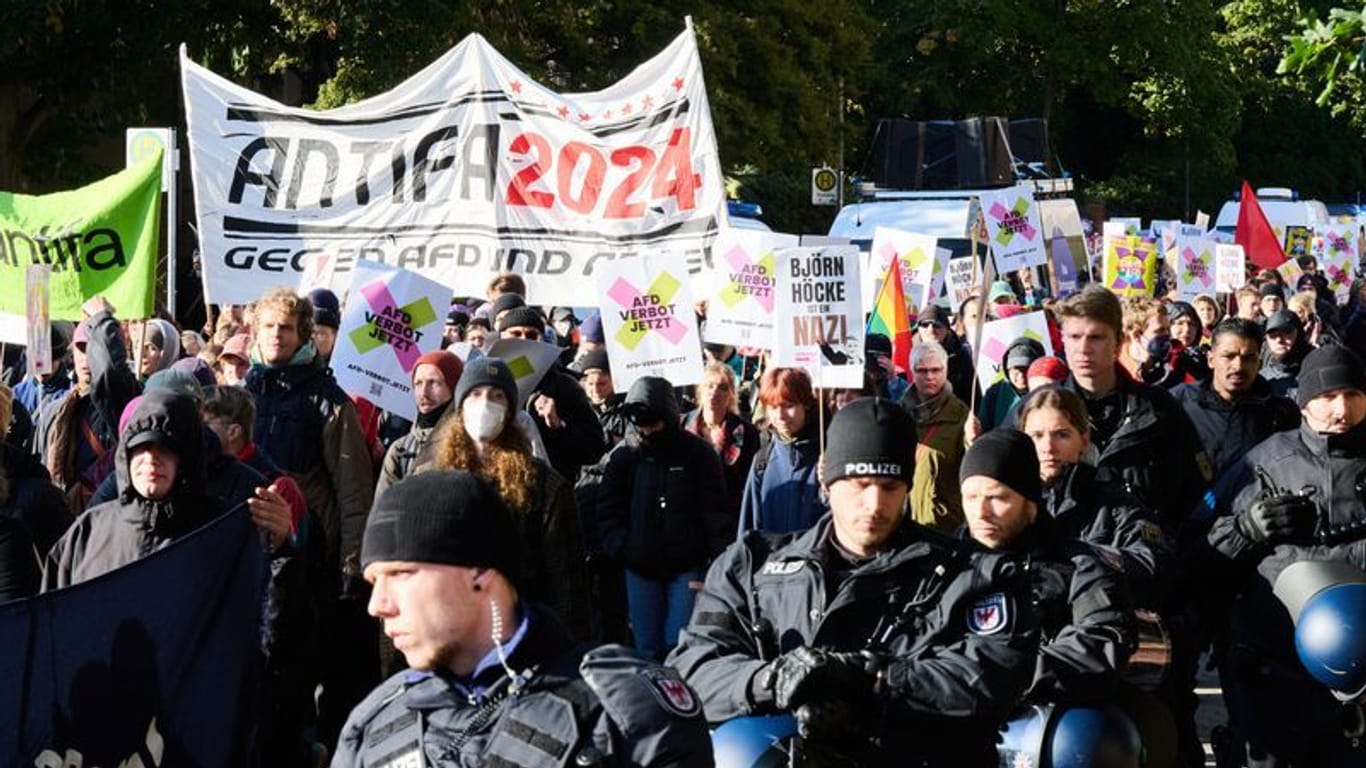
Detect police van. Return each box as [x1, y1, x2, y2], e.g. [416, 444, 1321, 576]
[826, 178, 1076, 259]
[1214, 187, 1329, 256]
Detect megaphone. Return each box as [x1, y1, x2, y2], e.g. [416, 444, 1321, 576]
[711, 714, 799, 768]
[1275, 560, 1366, 700]
[999, 703, 1142, 768]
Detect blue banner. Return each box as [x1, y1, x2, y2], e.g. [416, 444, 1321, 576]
[0, 509, 267, 766]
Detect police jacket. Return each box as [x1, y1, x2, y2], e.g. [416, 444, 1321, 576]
[1208, 421, 1366, 664]
[332, 605, 714, 767]
[1042, 462, 1174, 608]
[667, 515, 1039, 767]
[983, 517, 1137, 705]
[1063, 374, 1210, 536]
[245, 344, 374, 582]
[1171, 376, 1300, 479]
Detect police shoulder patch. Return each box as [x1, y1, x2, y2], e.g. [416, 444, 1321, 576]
[758, 559, 803, 576]
[967, 593, 1009, 636]
[639, 666, 701, 718]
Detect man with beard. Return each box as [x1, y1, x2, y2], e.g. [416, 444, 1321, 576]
[377, 350, 464, 495]
[1173, 319, 1300, 478]
[1262, 309, 1312, 400]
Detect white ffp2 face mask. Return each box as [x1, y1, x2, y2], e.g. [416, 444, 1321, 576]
[463, 399, 507, 442]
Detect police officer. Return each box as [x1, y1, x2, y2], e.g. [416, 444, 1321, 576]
[668, 397, 1039, 767]
[961, 428, 1136, 704]
[332, 471, 714, 767]
[1207, 344, 1366, 766]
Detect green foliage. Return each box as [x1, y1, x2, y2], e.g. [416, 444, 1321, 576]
[7, 0, 1366, 223]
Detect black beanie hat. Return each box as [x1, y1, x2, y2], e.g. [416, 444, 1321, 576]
[959, 428, 1041, 504]
[497, 306, 545, 333]
[361, 471, 520, 585]
[821, 397, 917, 485]
[572, 348, 611, 375]
[1297, 344, 1366, 407]
[308, 288, 342, 330]
[490, 293, 526, 319]
[454, 357, 519, 410]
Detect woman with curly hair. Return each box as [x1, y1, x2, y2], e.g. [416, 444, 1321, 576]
[422, 356, 591, 640]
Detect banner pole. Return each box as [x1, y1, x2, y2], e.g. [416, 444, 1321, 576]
[167, 130, 179, 322]
[968, 207, 991, 414]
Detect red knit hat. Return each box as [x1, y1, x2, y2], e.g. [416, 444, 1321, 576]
[1026, 356, 1068, 383]
[412, 350, 464, 390]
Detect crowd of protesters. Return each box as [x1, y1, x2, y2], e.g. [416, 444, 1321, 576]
[6, 249, 1366, 766]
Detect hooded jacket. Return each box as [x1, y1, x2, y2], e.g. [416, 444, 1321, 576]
[597, 378, 730, 577]
[43, 310, 140, 516]
[42, 391, 217, 590]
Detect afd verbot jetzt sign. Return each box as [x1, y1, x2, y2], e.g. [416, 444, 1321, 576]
[596, 254, 703, 391]
[332, 260, 450, 419]
[182, 28, 726, 306]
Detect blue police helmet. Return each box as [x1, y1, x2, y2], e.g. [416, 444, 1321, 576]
[711, 714, 798, 768]
[1275, 561, 1366, 695]
[1048, 706, 1142, 768]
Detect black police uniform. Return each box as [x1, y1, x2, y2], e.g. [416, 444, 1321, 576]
[332, 605, 713, 767]
[998, 518, 1137, 704]
[1206, 420, 1366, 766]
[1042, 462, 1174, 609]
[667, 515, 1038, 767]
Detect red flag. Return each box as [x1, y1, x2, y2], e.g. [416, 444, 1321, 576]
[1234, 180, 1287, 269]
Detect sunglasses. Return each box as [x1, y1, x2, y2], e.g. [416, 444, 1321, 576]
[916, 320, 946, 329]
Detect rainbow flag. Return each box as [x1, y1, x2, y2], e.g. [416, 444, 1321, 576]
[867, 257, 912, 374]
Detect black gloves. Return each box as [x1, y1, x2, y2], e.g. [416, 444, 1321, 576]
[750, 647, 875, 710]
[1238, 494, 1317, 544]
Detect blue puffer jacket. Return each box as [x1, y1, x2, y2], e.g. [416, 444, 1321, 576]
[735, 423, 826, 538]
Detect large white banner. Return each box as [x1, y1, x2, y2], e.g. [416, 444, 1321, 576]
[773, 246, 864, 389]
[331, 260, 450, 419]
[700, 228, 798, 349]
[182, 29, 726, 306]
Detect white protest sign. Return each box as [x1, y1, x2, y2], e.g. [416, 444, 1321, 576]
[1317, 225, 1358, 302]
[486, 337, 564, 408]
[1174, 235, 1218, 302]
[331, 260, 451, 420]
[1109, 217, 1142, 236]
[701, 228, 798, 348]
[867, 227, 942, 314]
[773, 245, 864, 389]
[973, 311, 1053, 393]
[1215, 244, 1246, 293]
[25, 266, 52, 378]
[947, 257, 978, 308]
[182, 29, 725, 306]
[595, 254, 703, 392]
[978, 185, 1047, 274]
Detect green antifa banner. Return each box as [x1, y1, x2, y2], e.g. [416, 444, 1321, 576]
[0, 151, 161, 322]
